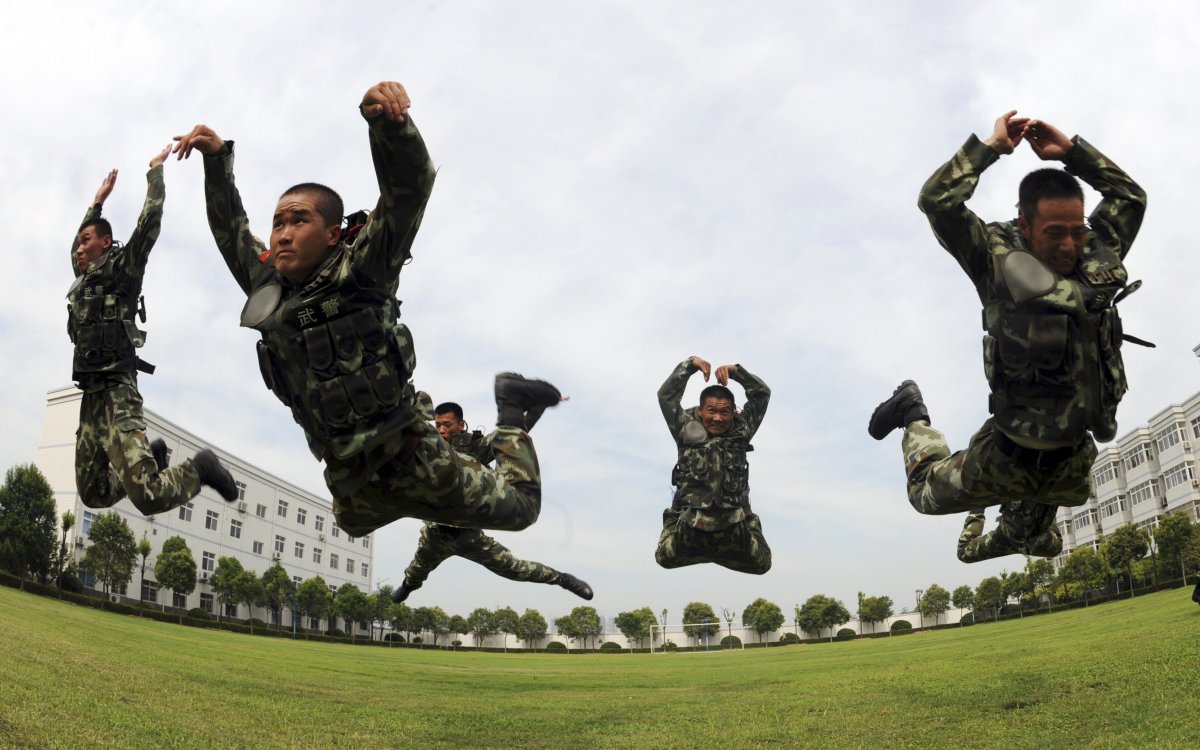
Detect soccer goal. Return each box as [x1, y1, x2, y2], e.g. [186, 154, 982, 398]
[649, 623, 742, 653]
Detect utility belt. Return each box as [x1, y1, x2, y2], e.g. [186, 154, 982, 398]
[993, 430, 1078, 470]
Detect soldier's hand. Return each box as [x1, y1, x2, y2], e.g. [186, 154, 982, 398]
[983, 110, 1029, 155]
[361, 81, 411, 122]
[94, 169, 117, 205]
[1023, 119, 1074, 161]
[173, 124, 225, 160]
[715, 364, 739, 386]
[690, 356, 712, 381]
[149, 143, 171, 169]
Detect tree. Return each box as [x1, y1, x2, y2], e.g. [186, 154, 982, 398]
[681, 602, 720, 647]
[614, 607, 656, 648]
[82, 511, 137, 595]
[720, 607, 736, 648]
[412, 606, 438, 644]
[54, 511, 77, 594]
[422, 606, 449, 646]
[210, 556, 247, 623]
[1024, 559, 1056, 612]
[857, 595, 894, 634]
[796, 594, 850, 641]
[136, 536, 152, 606]
[371, 585, 394, 642]
[467, 608, 497, 647]
[516, 608, 548, 648]
[1102, 523, 1150, 596]
[233, 570, 265, 627]
[154, 535, 197, 623]
[0, 463, 58, 586]
[448, 615, 469, 648]
[742, 597, 785, 642]
[492, 606, 519, 652]
[975, 576, 1004, 621]
[296, 576, 333, 635]
[1056, 547, 1107, 605]
[334, 583, 372, 642]
[951, 585, 974, 624]
[261, 563, 296, 630]
[391, 602, 415, 644]
[1153, 513, 1196, 582]
[554, 606, 601, 649]
[918, 584, 951, 625]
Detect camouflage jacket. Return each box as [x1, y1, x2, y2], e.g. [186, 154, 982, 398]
[202, 115, 436, 461]
[658, 359, 770, 531]
[919, 135, 1146, 447]
[66, 166, 164, 382]
[450, 429, 493, 465]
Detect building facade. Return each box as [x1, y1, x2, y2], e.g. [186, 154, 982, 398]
[36, 386, 374, 633]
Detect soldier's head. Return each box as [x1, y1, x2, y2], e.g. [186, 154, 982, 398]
[75, 218, 113, 272]
[272, 183, 345, 284]
[434, 402, 466, 442]
[698, 385, 737, 436]
[1017, 168, 1087, 275]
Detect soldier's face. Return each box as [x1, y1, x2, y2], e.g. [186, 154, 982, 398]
[1020, 197, 1087, 275]
[75, 228, 112, 272]
[699, 397, 736, 435]
[271, 194, 340, 284]
[434, 412, 465, 442]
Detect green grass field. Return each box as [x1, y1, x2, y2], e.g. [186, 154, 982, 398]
[2, 586, 1198, 749]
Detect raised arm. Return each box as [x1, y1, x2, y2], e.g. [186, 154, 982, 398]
[352, 81, 438, 283]
[658, 357, 706, 438]
[918, 111, 1026, 285]
[123, 144, 172, 273]
[175, 124, 270, 295]
[725, 365, 771, 439]
[1048, 130, 1147, 260]
[70, 170, 116, 276]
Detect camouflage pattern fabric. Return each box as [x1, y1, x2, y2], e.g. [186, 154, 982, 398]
[204, 114, 544, 534]
[957, 502, 1062, 563]
[403, 522, 561, 588]
[655, 508, 772, 574]
[75, 374, 201, 514]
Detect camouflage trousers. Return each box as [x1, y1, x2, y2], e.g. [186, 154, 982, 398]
[403, 523, 561, 588]
[75, 375, 201, 515]
[326, 421, 541, 536]
[957, 503, 1063, 563]
[655, 509, 772, 575]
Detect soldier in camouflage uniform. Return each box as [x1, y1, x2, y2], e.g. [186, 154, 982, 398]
[173, 81, 563, 537]
[392, 402, 593, 603]
[656, 357, 772, 574]
[69, 148, 238, 515]
[869, 111, 1147, 563]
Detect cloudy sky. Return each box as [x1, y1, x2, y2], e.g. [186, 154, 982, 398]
[3, 1, 1198, 628]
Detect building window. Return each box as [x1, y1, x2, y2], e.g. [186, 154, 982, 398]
[331, 522, 340, 538]
[179, 502, 194, 522]
[205, 509, 220, 531]
[297, 508, 307, 526]
[230, 519, 243, 539]
[362, 537, 369, 549]
[294, 541, 305, 559]
[1099, 495, 1128, 518]
[173, 591, 188, 609]
[255, 503, 267, 518]
[346, 557, 354, 573]
[313, 548, 323, 565]
[277, 499, 289, 519]
[200, 593, 214, 613]
[252, 540, 264, 555]
[1154, 423, 1185, 454]
[82, 510, 97, 535]
[347, 534, 355, 544]
[1162, 462, 1196, 491]
[1129, 479, 1161, 505]
[202, 551, 216, 573]
[234, 481, 247, 500]
[1092, 459, 1122, 488]
[1191, 416, 1200, 440]
[141, 579, 158, 602]
[330, 553, 339, 570]
[314, 515, 325, 532]
[309, 617, 320, 630]
[1123, 442, 1155, 472]
[361, 562, 368, 577]
[224, 602, 238, 618]
[274, 535, 285, 555]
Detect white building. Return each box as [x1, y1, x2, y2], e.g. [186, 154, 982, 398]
[36, 386, 375, 633]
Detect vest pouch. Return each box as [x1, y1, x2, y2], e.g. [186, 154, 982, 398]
[343, 370, 381, 418]
[101, 321, 120, 353]
[390, 323, 417, 376]
[303, 326, 336, 373]
[256, 340, 294, 407]
[363, 361, 402, 408]
[122, 320, 146, 348]
[720, 443, 750, 495]
[352, 308, 387, 354]
[316, 378, 354, 428]
[997, 314, 1031, 372]
[102, 294, 120, 321]
[327, 314, 361, 364]
[1025, 314, 1068, 371]
[982, 335, 999, 389]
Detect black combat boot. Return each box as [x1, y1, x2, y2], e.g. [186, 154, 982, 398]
[495, 372, 561, 429]
[557, 573, 593, 601]
[150, 439, 169, 472]
[392, 580, 419, 604]
[868, 380, 930, 440]
[192, 450, 238, 502]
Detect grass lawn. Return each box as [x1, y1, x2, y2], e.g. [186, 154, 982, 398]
[1, 585, 1198, 749]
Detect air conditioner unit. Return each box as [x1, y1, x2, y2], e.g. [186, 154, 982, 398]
[237, 501, 247, 513]
[1160, 498, 1169, 509]
[318, 533, 326, 542]
[201, 573, 209, 582]
[1191, 479, 1199, 488]
[75, 537, 84, 547]
[272, 552, 281, 560]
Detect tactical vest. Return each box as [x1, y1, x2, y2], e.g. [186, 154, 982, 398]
[244, 248, 415, 462]
[450, 430, 492, 464]
[66, 245, 148, 380]
[670, 410, 752, 530]
[982, 225, 1130, 445]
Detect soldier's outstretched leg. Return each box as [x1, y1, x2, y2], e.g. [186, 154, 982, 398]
[394, 523, 458, 602]
[460, 529, 593, 599]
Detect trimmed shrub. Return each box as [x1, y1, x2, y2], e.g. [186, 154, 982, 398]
[599, 641, 623, 652]
[779, 632, 800, 644]
[411, 636, 421, 644]
[451, 640, 463, 648]
[836, 628, 856, 641]
[664, 640, 678, 651]
[544, 641, 567, 652]
[247, 618, 268, 629]
[890, 619, 913, 632]
[720, 635, 742, 648]
[187, 608, 213, 621]
[327, 628, 346, 638]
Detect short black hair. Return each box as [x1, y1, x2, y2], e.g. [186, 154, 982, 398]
[1018, 168, 1084, 222]
[699, 385, 736, 408]
[435, 402, 464, 421]
[79, 217, 113, 240]
[280, 182, 344, 228]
